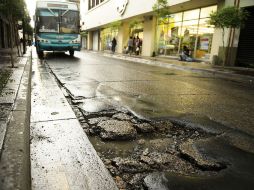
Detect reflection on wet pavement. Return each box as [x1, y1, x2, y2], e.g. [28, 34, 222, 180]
[45, 51, 254, 189]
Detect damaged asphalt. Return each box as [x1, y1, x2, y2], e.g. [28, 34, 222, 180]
[1, 48, 254, 190]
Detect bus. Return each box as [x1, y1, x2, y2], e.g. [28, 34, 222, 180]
[35, 0, 81, 57]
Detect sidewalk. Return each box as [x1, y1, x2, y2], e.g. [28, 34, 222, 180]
[0, 48, 20, 64]
[99, 51, 254, 85]
[0, 48, 118, 190]
[0, 48, 32, 190]
[30, 48, 118, 190]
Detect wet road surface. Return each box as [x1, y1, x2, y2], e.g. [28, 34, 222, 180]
[42, 51, 254, 190]
[45, 51, 254, 136]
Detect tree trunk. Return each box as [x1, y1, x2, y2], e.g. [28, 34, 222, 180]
[153, 16, 158, 57]
[14, 24, 21, 57]
[222, 28, 225, 67]
[9, 15, 14, 68]
[22, 18, 26, 54]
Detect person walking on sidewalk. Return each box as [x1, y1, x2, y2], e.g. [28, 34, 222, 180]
[127, 36, 134, 55]
[111, 37, 117, 53]
[135, 36, 141, 55]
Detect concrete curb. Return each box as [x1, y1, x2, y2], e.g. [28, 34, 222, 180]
[0, 50, 32, 190]
[30, 48, 118, 190]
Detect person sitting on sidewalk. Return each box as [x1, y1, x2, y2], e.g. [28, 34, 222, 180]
[179, 46, 193, 62]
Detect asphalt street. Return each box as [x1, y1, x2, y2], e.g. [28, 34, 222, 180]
[44, 51, 254, 137]
[31, 50, 254, 190]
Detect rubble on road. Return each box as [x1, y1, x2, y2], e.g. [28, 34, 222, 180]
[97, 120, 137, 140]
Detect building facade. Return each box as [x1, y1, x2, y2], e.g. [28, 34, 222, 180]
[80, 0, 254, 66]
[0, 13, 11, 49]
[69, 0, 80, 5]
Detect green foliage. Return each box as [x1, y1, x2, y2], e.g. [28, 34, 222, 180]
[209, 6, 249, 66]
[108, 20, 121, 32]
[80, 31, 88, 37]
[129, 20, 139, 29]
[209, 6, 249, 29]
[152, 0, 170, 18]
[23, 12, 33, 36]
[0, 0, 26, 20]
[0, 0, 33, 34]
[109, 21, 122, 28]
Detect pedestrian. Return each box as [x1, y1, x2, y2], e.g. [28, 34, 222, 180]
[127, 36, 134, 55]
[133, 37, 136, 54]
[135, 36, 141, 55]
[111, 37, 117, 53]
[179, 45, 193, 62]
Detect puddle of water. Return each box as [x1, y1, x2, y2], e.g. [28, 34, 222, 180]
[148, 137, 254, 190]
[89, 136, 138, 159]
[79, 98, 117, 113]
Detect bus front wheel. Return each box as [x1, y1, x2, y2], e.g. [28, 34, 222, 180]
[69, 50, 74, 57]
[38, 51, 43, 59]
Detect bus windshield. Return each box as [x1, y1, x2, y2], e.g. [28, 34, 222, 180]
[60, 10, 79, 34]
[38, 9, 59, 33]
[37, 9, 79, 34]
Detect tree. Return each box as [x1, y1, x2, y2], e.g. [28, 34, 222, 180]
[152, 0, 170, 56]
[0, 0, 31, 67]
[209, 6, 249, 66]
[22, 11, 33, 54]
[152, 0, 170, 19]
[129, 19, 140, 35]
[109, 21, 121, 37]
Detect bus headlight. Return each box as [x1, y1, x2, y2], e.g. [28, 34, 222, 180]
[70, 36, 81, 44]
[37, 36, 50, 43]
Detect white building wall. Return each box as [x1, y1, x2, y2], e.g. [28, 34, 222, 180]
[117, 22, 129, 53]
[92, 31, 99, 51]
[142, 16, 156, 56]
[81, 0, 190, 30]
[82, 0, 254, 65]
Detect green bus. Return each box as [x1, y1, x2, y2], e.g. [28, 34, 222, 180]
[35, 0, 81, 58]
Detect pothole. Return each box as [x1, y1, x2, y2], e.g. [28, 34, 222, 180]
[48, 65, 226, 189]
[66, 96, 224, 189]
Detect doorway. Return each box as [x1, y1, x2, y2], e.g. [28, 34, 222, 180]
[237, 6, 254, 68]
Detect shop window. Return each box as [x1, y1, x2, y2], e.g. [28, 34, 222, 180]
[129, 21, 143, 36]
[170, 13, 183, 23]
[180, 20, 199, 56]
[183, 9, 200, 21]
[157, 5, 217, 60]
[157, 22, 181, 56]
[200, 5, 217, 18]
[101, 27, 118, 51]
[195, 18, 214, 59]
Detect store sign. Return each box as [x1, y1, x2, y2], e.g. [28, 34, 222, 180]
[116, 0, 129, 16]
[200, 36, 210, 50]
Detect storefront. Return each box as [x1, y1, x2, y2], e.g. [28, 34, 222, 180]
[157, 5, 217, 60]
[100, 26, 119, 51]
[0, 14, 10, 49]
[236, 6, 254, 68]
[129, 21, 144, 39]
[92, 30, 99, 51]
